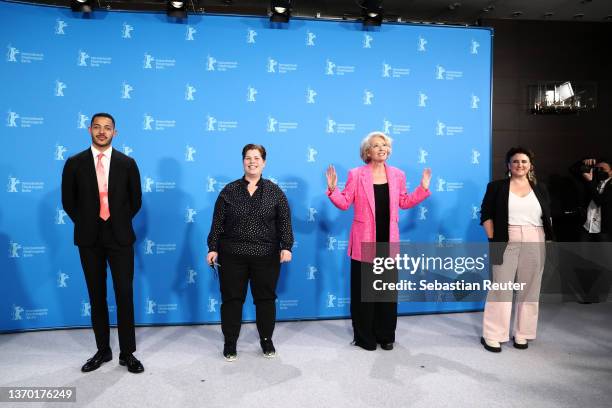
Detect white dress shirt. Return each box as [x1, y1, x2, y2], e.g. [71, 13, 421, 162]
[91, 146, 112, 186]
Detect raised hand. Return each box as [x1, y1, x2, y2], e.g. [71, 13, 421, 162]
[582, 159, 596, 181]
[421, 168, 432, 190]
[326, 164, 338, 191]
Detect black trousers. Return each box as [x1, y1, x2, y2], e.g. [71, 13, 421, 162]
[218, 250, 281, 343]
[350, 259, 397, 350]
[575, 229, 612, 303]
[578, 229, 611, 243]
[78, 220, 136, 353]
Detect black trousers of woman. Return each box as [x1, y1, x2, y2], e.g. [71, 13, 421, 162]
[218, 250, 280, 343]
[348, 182, 397, 350]
[350, 259, 397, 350]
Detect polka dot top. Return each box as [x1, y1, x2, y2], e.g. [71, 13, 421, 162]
[207, 177, 294, 256]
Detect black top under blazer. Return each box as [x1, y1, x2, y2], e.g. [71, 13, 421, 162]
[480, 178, 554, 264]
[61, 148, 142, 247]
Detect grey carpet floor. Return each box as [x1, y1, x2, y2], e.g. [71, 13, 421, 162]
[1, 302, 610, 408]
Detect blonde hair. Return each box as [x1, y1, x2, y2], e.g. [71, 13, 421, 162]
[360, 131, 393, 163]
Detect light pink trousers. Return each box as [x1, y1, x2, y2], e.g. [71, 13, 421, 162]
[482, 225, 546, 342]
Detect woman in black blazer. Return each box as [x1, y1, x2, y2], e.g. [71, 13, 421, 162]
[479, 147, 553, 352]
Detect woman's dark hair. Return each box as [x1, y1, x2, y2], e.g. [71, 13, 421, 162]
[505, 146, 537, 183]
[505, 146, 534, 164]
[242, 144, 266, 160]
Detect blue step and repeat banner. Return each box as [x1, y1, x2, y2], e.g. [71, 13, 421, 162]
[1, 1, 492, 332]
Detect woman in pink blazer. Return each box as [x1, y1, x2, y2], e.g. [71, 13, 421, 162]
[326, 131, 432, 351]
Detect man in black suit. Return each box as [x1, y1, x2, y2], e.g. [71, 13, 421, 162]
[62, 113, 144, 373]
[575, 158, 612, 241]
[570, 158, 612, 303]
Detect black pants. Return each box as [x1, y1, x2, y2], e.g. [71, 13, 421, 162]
[218, 251, 281, 343]
[350, 259, 397, 350]
[78, 220, 136, 353]
[575, 229, 612, 303]
[578, 229, 611, 243]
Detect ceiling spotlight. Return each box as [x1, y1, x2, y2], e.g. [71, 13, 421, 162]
[511, 11, 523, 18]
[270, 0, 291, 23]
[71, 0, 94, 13]
[573, 13, 585, 19]
[167, 0, 187, 19]
[362, 0, 383, 27]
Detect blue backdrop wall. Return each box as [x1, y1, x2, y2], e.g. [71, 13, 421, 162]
[1, 1, 492, 331]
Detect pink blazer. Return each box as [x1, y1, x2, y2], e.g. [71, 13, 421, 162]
[327, 164, 430, 262]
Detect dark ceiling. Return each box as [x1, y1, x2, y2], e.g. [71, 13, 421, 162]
[11, 0, 612, 24]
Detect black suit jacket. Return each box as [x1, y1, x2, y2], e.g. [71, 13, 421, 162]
[480, 179, 554, 264]
[569, 160, 612, 233]
[61, 147, 142, 246]
[581, 179, 612, 233]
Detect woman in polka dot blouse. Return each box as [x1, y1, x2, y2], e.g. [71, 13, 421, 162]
[207, 144, 294, 361]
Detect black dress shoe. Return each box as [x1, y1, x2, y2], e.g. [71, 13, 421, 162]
[81, 349, 112, 372]
[119, 353, 144, 373]
[380, 342, 394, 351]
[351, 340, 376, 351]
[480, 337, 501, 353]
[223, 342, 237, 362]
[260, 338, 276, 358]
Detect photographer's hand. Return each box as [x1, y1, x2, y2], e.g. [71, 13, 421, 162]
[582, 158, 596, 181]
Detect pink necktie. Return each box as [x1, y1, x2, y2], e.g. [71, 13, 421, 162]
[96, 153, 110, 221]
